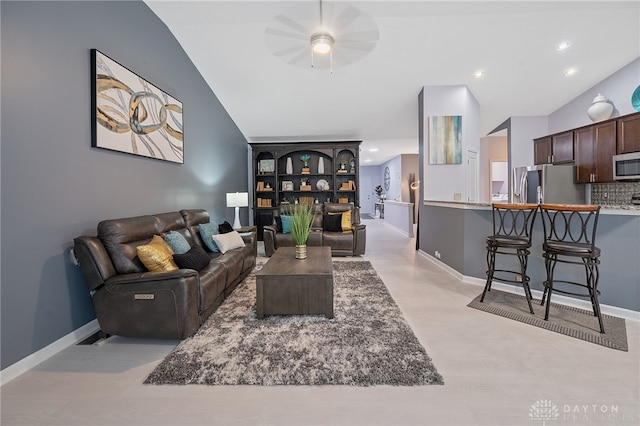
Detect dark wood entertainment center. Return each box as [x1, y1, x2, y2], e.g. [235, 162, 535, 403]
[250, 141, 361, 240]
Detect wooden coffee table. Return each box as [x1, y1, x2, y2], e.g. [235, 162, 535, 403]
[256, 246, 334, 319]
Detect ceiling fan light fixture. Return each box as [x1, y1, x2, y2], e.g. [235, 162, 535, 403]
[311, 33, 334, 54]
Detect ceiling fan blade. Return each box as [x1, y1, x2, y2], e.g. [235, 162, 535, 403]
[274, 14, 309, 35]
[338, 29, 380, 43]
[336, 41, 377, 52]
[331, 6, 361, 32]
[265, 27, 308, 41]
[288, 49, 311, 65]
[272, 44, 308, 58]
[332, 49, 352, 67]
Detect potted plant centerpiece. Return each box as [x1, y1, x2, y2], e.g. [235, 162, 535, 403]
[282, 201, 315, 259]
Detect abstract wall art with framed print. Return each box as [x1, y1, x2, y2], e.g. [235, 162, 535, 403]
[91, 49, 184, 164]
[428, 115, 462, 165]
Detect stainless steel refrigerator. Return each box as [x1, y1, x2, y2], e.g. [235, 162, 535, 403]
[512, 164, 585, 204]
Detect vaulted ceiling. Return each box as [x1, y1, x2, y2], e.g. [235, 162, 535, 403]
[146, 1, 640, 164]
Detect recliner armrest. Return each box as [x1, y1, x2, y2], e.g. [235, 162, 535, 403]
[263, 225, 277, 257]
[240, 230, 258, 257]
[104, 269, 198, 287]
[353, 223, 366, 255]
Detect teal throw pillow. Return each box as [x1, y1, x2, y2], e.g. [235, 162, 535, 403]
[198, 222, 220, 252]
[163, 231, 191, 255]
[280, 215, 293, 234]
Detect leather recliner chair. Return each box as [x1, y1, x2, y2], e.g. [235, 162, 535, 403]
[263, 202, 366, 257]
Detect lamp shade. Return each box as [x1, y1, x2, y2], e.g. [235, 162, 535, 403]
[226, 192, 248, 208]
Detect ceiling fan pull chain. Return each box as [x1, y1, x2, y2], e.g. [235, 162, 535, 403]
[311, 49, 315, 68]
[330, 50, 333, 74]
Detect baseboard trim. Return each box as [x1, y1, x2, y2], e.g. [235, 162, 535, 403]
[418, 250, 640, 323]
[1, 319, 100, 386]
[383, 222, 414, 238]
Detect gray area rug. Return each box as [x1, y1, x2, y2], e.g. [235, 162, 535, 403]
[468, 289, 628, 351]
[145, 261, 444, 386]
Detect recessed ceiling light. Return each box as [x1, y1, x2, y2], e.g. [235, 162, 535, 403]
[473, 70, 485, 79]
[364, 158, 372, 162]
[564, 67, 577, 76]
[368, 148, 379, 152]
[556, 41, 571, 51]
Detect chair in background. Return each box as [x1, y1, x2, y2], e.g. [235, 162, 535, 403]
[481, 203, 539, 313]
[539, 204, 604, 333]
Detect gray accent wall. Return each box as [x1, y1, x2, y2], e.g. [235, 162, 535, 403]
[422, 205, 640, 312]
[1, 1, 249, 369]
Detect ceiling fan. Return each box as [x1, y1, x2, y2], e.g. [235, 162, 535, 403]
[265, 0, 379, 72]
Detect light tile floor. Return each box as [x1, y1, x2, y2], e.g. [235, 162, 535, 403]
[2, 219, 638, 425]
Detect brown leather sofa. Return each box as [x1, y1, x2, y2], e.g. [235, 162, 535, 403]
[73, 209, 256, 340]
[263, 202, 366, 257]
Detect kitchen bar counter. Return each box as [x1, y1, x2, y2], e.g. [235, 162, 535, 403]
[423, 200, 640, 215]
[419, 201, 640, 313]
[382, 200, 414, 237]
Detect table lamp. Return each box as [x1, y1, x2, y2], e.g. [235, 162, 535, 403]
[226, 192, 249, 229]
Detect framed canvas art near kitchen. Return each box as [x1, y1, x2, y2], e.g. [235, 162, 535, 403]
[91, 49, 184, 164]
[428, 115, 462, 165]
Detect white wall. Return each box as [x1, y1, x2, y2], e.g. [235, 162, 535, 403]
[421, 85, 481, 202]
[509, 115, 549, 169]
[548, 58, 639, 133]
[359, 164, 381, 212]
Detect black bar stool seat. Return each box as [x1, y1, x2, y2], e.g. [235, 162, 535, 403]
[540, 204, 604, 334]
[481, 203, 539, 314]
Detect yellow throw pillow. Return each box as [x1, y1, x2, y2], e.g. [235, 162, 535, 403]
[137, 235, 178, 272]
[329, 210, 352, 231]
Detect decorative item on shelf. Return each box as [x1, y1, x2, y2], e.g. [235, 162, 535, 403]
[338, 197, 349, 204]
[339, 180, 355, 191]
[316, 179, 330, 190]
[318, 157, 325, 174]
[256, 181, 273, 191]
[257, 198, 273, 207]
[286, 157, 293, 174]
[337, 161, 348, 173]
[258, 159, 275, 174]
[226, 192, 249, 229]
[300, 154, 311, 174]
[587, 93, 614, 122]
[282, 181, 294, 191]
[300, 177, 310, 190]
[349, 159, 356, 174]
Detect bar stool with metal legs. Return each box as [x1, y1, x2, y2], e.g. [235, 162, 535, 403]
[539, 204, 604, 334]
[481, 203, 539, 313]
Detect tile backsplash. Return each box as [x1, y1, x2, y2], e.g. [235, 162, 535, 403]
[591, 182, 640, 205]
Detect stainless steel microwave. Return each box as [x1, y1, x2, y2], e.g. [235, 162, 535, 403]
[613, 152, 640, 180]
